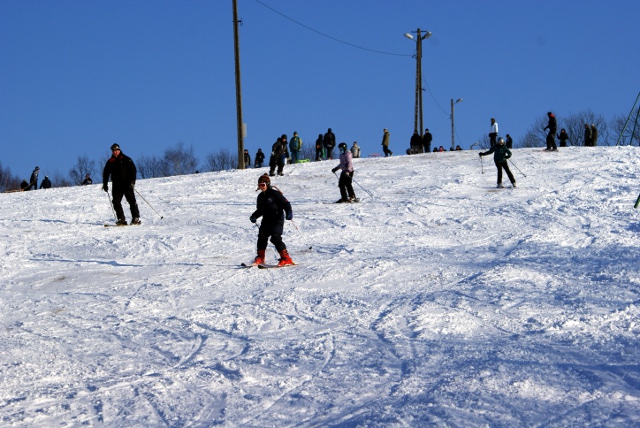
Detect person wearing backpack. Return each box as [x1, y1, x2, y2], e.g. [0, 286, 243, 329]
[323, 128, 336, 160]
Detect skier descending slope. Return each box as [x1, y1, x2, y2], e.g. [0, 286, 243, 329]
[479, 137, 516, 189]
[249, 174, 294, 267]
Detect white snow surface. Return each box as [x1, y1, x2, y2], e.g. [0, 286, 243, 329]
[1, 147, 640, 427]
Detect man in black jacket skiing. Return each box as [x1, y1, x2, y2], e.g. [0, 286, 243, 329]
[250, 174, 294, 267]
[103, 143, 141, 225]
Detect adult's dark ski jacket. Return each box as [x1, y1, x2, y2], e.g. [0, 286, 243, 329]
[481, 144, 512, 164]
[103, 152, 137, 190]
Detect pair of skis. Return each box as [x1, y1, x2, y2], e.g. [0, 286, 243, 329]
[240, 262, 295, 270]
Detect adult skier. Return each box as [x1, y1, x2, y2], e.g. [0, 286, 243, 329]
[103, 143, 141, 225]
[250, 174, 294, 267]
[331, 142, 358, 203]
[479, 137, 516, 188]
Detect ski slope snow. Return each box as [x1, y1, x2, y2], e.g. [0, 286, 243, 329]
[1, 146, 640, 427]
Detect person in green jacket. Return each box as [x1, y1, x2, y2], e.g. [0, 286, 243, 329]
[479, 137, 516, 188]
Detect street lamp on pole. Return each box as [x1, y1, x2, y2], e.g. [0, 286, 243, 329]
[405, 29, 432, 137]
[451, 98, 463, 150]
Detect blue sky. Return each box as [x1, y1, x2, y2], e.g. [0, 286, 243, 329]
[1, 0, 638, 180]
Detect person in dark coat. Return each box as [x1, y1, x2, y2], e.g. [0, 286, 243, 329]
[558, 129, 569, 147]
[324, 128, 336, 160]
[254, 148, 265, 168]
[505, 134, 513, 149]
[250, 174, 294, 267]
[422, 128, 433, 153]
[315, 134, 324, 161]
[269, 135, 289, 176]
[591, 124, 598, 146]
[243, 149, 251, 169]
[40, 176, 51, 189]
[583, 124, 592, 147]
[479, 137, 516, 188]
[20, 180, 29, 190]
[25, 166, 40, 190]
[102, 143, 140, 225]
[543, 112, 558, 151]
[82, 174, 93, 185]
[410, 132, 422, 154]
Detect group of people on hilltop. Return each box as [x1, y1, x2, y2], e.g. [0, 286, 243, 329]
[19, 166, 52, 191]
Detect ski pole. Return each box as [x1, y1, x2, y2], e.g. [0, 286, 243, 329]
[290, 219, 312, 250]
[480, 155, 484, 174]
[508, 159, 527, 178]
[634, 193, 640, 209]
[334, 170, 373, 198]
[105, 190, 117, 221]
[134, 188, 164, 219]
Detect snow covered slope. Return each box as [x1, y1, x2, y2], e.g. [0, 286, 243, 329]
[1, 146, 640, 427]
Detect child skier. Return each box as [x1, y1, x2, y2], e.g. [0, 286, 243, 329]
[249, 174, 294, 266]
[479, 137, 516, 188]
[331, 142, 358, 203]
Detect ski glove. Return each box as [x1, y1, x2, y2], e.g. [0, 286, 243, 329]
[250, 215, 257, 223]
[332, 167, 338, 173]
[103, 184, 108, 192]
[286, 212, 293, 221]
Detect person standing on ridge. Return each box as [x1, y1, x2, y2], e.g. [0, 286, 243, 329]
[479, 137, 516, 189]
[381, 128, 393, 157]
[249, 174, 294, 267]
[254, 148, 265, 168]
[583, 123, 592, 147]
[505, 134, 513, 149]
[351, 141, 361, 158]
[422, 128, 432, 153]
[103, 143, 141, 225]
[591, 124, 598, 146]
[315, 134, 324, 161]
[489, 118, 498, 147]
[289, 131, 302, 163]
[243, 149, 251, 169]
[25, 166, 40, 191]
[324, 128, 336, 160]
[544, 111, 558, 151]
[82, 173, 93, 185]
[331, 142, 358, 203]
[558, 129, 569, 147]
[40, 176, 51, 189]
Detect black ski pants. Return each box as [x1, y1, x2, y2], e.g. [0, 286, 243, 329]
[339, 171, 356, 201]
[112, 187, 140, 221]
[495, 161, 515, 185]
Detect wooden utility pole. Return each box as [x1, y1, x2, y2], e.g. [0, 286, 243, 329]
[232, 0, 245, 169]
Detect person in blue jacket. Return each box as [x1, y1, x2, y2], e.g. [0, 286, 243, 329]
[250, 174, 294, 266]
[479, 137, 516, 188]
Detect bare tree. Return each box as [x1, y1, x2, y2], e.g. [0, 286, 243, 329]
[0, 163, 22, 192]
[204, 149, 235, 172]
[137, 155, 164, 179]
[51, 171, 72, 188]
[610, 110, 640, 146]
[69, 156, 96, 185]
[563, 110, 608, 146]
[161, 142, 199, 176]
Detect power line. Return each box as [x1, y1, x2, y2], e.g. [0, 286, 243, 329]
[253, 0, 411, 57]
